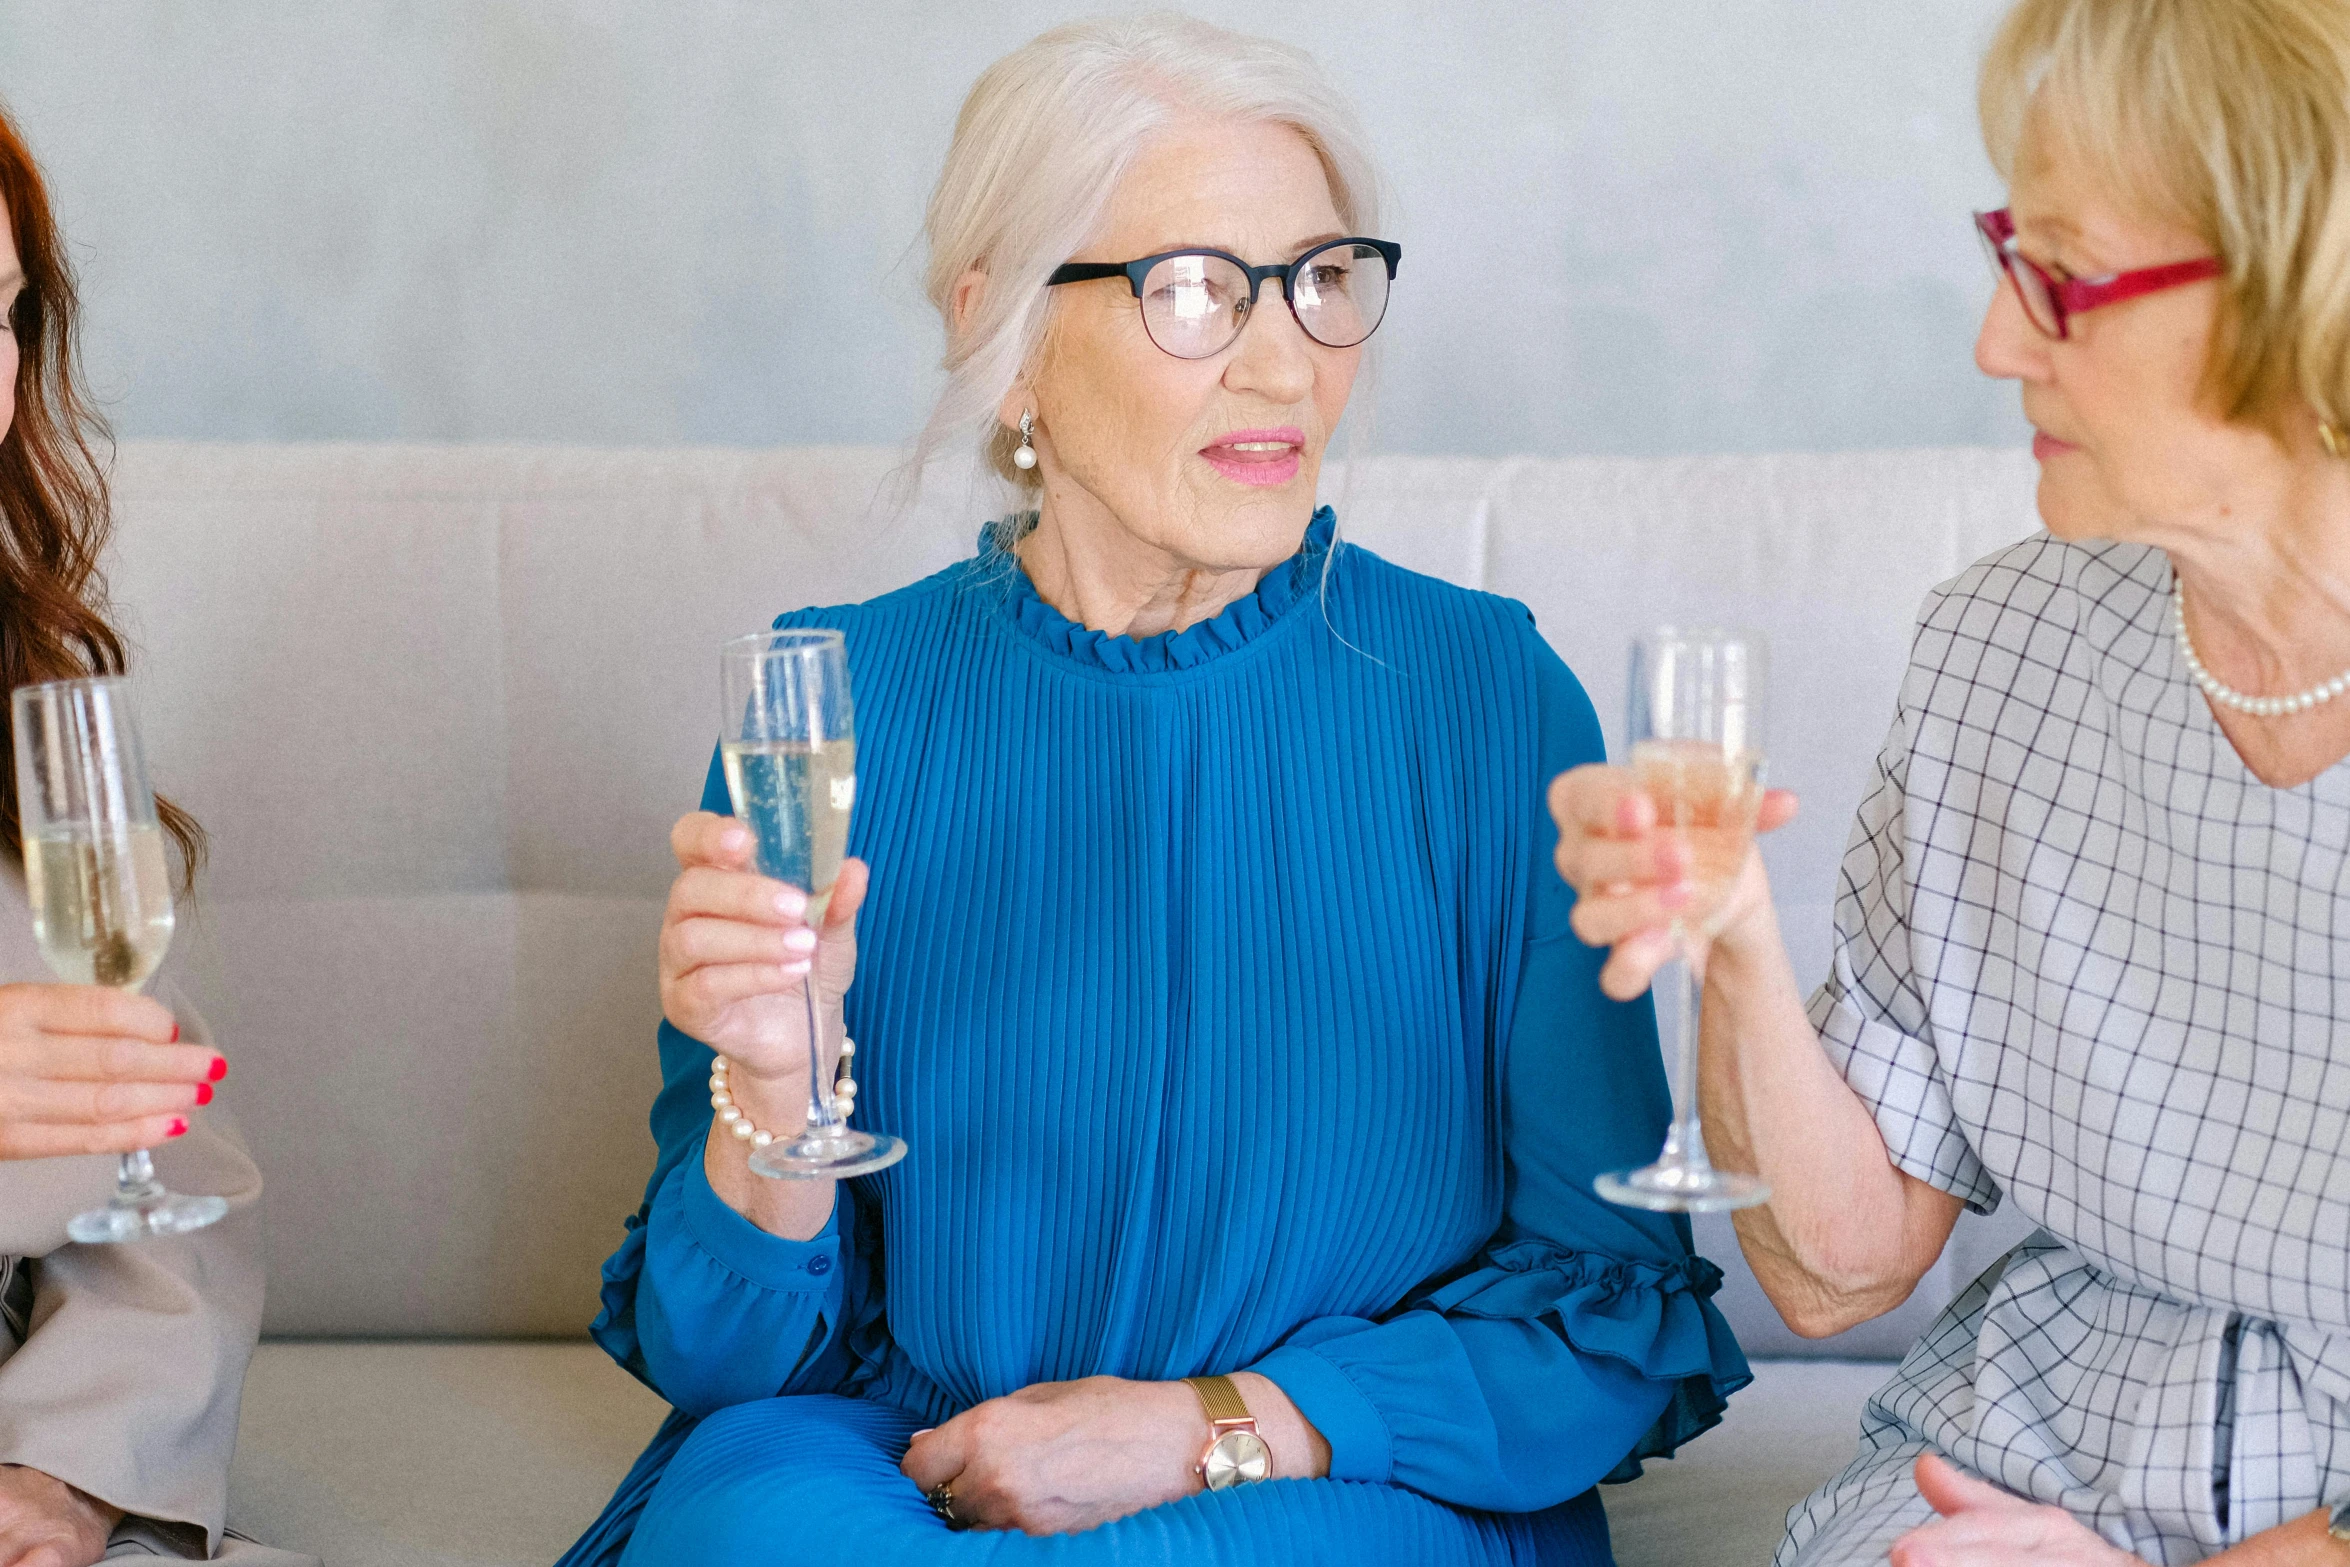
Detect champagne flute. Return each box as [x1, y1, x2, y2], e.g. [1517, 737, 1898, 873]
[13, 678, 228, 1243]
[719, 630, 905, 1181]
[1594, 629, 1772, 1214]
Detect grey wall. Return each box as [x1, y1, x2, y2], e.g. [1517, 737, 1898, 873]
[0, 1, 2030, 456]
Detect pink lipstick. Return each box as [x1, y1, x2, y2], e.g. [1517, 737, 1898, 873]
[1200, 427, 1304, 488]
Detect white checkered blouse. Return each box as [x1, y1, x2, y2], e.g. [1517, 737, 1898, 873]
[1777, 536, 2350, 1566]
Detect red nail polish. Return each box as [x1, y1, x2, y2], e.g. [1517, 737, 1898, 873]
[207, 1057, 228, 1082]
[170, 1023, 179, 1043]
[195, 1083, 213, 1106]
[166, 1118, 187, 1138]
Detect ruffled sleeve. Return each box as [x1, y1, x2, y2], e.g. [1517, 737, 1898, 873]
[1246, 624, 1750, 1511]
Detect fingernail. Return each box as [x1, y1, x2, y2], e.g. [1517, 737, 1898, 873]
[775, 889, 807, 918]
[784, 928, 818, 954]
[1660, 881, 1692, 909]
[169, 1023, 179, 1043]
[783, 959, 812, 977]
[722, 826, 750, 850]
[195, 1083, 213, 1106]
[166, 1118, 187, 1138]
[208, 1056, 228, 1082]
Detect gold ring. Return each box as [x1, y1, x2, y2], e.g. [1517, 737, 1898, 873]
[927, 1481, 961, 1528]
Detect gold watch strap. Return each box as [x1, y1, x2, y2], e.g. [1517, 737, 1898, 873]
[1184, 1374, 1254, 1430]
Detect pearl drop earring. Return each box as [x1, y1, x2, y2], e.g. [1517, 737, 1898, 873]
[1012, 410, 1038, 471]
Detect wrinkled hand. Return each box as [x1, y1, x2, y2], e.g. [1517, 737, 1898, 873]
[1889, 1454, 2145, 1567]
[1546, 763, 1798, 999]
[0, 1464, 121, 1567]
[0, 984, 219, 1160]
[900, 1377, 1208, 1536]
[658, 811, 868, 1089]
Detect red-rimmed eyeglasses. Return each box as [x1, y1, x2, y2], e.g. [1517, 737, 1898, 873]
[1974, 208, 2224, 340]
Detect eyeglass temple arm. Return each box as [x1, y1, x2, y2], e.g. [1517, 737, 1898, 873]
[2060, 257, 2226, 312]
[1045, 262, 1140, 291]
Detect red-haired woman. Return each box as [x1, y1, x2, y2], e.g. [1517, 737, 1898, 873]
[0, 102, 310, 1567]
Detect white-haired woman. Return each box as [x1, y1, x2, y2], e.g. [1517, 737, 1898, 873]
[1556, 0, 2350, 1563]
[561, 14, 1746, 1567]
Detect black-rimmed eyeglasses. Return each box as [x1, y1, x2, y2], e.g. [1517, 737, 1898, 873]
[1046, 237, 1401, 360]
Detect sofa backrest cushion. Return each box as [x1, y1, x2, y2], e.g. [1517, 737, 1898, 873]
[106, 441, 2042, 1350]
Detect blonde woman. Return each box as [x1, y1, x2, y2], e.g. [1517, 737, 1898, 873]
[562, 14, 1746, 1567]
[1554, 0, 2350, 1562]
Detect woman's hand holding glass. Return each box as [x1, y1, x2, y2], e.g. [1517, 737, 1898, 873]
[661, 810, 868, 1232]
[0, 983, 219, 1160]
[659, 811, 868, 1074]
[1547, 768, 1799, 1000]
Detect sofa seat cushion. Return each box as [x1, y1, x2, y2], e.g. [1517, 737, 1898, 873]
[225, 1345, 1884, 1566]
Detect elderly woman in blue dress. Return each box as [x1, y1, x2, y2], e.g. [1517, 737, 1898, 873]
[1556, 0, 2350, 1563]
[561, 15, 1747, 1567]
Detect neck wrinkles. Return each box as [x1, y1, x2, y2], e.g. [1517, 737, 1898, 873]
[2166, 457, 2350, 691]
[1015, 497, 1294, 640]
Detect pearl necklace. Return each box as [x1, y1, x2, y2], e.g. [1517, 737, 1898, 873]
[2172, 581, 2350, 718]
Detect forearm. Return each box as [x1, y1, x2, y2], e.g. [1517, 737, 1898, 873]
[1698, 899, 1954, 1336]
[2208, 1511, 2350, 1566]
[701, 1065, 836, 1241]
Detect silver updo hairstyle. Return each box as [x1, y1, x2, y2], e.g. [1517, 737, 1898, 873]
[915, 13, 1383, 511]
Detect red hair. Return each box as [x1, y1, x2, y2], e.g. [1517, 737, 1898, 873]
[0, 101, 202, 886]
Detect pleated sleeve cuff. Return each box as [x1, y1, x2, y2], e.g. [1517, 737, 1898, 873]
[676, 1151, 841, 1288]
[1412, 1240, 1751, 1479]
[606, 1154, 845, 1415]
[1247, 1336, 1394, 1484]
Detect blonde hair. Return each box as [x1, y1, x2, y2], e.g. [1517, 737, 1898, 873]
[916, 14, 1381, 494]
[1980, 0, 2350, 433]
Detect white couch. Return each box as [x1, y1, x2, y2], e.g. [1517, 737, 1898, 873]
[99, 441, 2049, 1566]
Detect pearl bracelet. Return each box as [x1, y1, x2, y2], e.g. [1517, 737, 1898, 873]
[708, 1041, 858, 1147]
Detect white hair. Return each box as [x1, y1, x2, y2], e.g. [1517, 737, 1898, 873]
[914, 13, 1384, 506]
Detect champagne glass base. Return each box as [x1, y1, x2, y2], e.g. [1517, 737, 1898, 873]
[1596, 1163, 1770, 1214]
[749, 1129, 906, 1181]
[67, 1190, 229, 1244]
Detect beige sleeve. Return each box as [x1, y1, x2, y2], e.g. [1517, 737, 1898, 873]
[0, 1000, 265, 1557]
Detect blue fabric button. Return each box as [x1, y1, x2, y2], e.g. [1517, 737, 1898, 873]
[807, 1254, 832, 1276]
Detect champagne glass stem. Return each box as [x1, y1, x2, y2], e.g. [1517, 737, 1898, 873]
[116, 1148, 162, 1202]
[803, 965, 839, 1133]
[1662, 935, 1712, 1175]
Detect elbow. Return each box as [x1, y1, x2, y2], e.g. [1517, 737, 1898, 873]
[1767, 1270, 1923, 1340]
[1739, 1213, 1934, 1340]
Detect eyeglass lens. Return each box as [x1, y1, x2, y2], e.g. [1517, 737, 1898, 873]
[1977, 223, 2062, 336]
[1138, 243, 1392, 359]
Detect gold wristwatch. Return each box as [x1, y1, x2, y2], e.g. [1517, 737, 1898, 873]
[1184, 1374, 1273, 1491]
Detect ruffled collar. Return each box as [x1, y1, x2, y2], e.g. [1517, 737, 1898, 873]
[988, 507, 1335, 675]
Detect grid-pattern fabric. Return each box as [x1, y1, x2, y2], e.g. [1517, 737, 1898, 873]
[1775, 536, 2350, 1566]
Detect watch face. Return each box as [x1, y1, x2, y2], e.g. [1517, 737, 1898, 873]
[1202, 1430, 1273, 1490]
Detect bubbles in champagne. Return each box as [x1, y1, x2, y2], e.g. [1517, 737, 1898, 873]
[24, 825, 175, 989]
[721, 739, 856, 919]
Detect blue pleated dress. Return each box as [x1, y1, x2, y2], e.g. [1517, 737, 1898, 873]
[562, 511, 1750, 1567]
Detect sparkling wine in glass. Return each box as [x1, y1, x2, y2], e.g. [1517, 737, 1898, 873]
[13, 678, 228, 1243]
[719, 630, 905, 1180]
[1594, 629, 1772, 1214]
